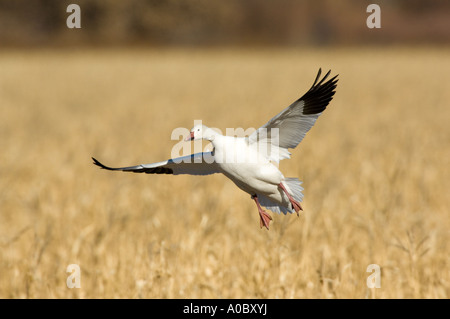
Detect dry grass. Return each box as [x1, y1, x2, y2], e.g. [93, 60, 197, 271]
[0, 47, 449, 298]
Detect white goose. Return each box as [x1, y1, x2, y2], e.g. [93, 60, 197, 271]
[93, 69, 338, 229]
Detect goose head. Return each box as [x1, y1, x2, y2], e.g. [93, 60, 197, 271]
[185, 124, 216, 142]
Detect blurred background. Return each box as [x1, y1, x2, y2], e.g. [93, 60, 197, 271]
[0, 0, 449, 299]
[0, 0, 449, 48]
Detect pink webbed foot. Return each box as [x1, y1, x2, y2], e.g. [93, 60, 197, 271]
[252, 195, 272, 230]
[259, 209, 273, 230]
[290, 199, 302, 215]
[278, 182, 303, 216]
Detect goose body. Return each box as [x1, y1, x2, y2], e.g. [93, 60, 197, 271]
[93, 69, 338, 229]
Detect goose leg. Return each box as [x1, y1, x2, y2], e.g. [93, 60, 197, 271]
[251, 195, 272, 230]
[278, 182, 303, 216]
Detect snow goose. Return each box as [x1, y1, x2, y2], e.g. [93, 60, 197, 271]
[92, 68, 338, 230]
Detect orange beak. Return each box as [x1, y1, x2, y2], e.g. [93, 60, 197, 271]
[185, 131, 195, 141]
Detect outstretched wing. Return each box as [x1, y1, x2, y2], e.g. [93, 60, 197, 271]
[92, 152, 219, 176]
[247, 68, 338, 162]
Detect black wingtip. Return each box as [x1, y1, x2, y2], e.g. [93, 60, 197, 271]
[312, 68, 322, 87]
[300, 68, 339, 115]
[92, 157, 113, 170]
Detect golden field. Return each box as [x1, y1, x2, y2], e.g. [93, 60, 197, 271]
[0, 47, 449, 298]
